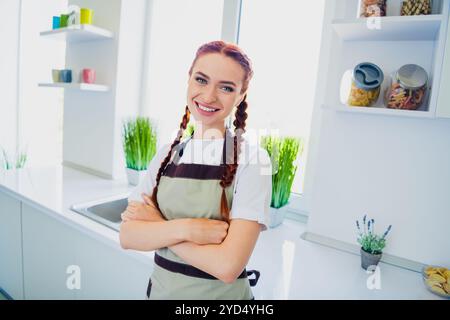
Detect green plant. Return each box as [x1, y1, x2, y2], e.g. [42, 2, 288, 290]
[122, 117, 157, 171]
[1, 146, 28, 170]
[261, 136, 303, 209]
[356, 214, 392, 255]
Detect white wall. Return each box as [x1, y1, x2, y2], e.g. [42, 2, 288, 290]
[0, 0, 21, 159]
[63, 0, 147, 179]
[304, 2, 450, 266]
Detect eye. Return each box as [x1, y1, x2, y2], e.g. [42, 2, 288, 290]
[222, 86, 234, 93]
[195, 77, 207, 84]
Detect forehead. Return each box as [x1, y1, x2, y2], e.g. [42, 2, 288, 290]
[192, 53, 245, 85]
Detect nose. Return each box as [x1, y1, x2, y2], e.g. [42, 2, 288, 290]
[201, 85, 217, 103]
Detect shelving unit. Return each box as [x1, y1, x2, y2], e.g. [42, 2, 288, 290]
[39, 23, 113, 93]
[332, 15, 443, 41]
[38, 83, 109, 92]
[324, 0, 450, 119]
[40, 24, 113, 43]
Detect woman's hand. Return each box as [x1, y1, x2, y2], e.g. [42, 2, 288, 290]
[121, 193, 165, 222]
[187, 218, 229, 245]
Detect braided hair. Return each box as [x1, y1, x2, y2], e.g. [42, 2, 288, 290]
[151, 41, 253, 222]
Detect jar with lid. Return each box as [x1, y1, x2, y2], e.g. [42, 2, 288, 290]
[342, 62, 384, 107]
[401, 0, 432, 16]
[385, 64, 428, 110]
[358, 0, 387, 17]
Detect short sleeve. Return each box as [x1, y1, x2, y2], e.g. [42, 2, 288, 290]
[230, 145, 273, 231]
[127, 143, 171, 203]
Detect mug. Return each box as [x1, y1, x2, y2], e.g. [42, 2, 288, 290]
[52, 69, 61, 83]
[82, 69, 96, 84]
[60, 69, 72, 83]
[67, 5, 80, 26]
[60, 14, 69, 28]
[52, 16, 60, 29]
[80, 8, 93, 25]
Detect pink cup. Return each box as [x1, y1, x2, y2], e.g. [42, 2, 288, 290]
[82, 69, 96, 84]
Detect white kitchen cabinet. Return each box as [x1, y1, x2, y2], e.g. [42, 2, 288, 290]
[73, 233, 150, 299]
[21, 202, 150, 299]
[0, 192, 24, 300]
[436, 12, 450, 118]
[22, 203, 78, 299]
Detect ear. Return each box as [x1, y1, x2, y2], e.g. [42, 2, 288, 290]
[236, 92, 247, 107]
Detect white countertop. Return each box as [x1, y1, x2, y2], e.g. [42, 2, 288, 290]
[0, 165, 443, 299]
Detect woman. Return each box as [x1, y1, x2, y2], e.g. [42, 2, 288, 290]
[120, 40, 272, 300]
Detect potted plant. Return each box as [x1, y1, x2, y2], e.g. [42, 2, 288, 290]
[261, 136, 303, 228]
[356, 214, 392, 270]
[1, 145, 28, 170]
[122, 117, 157, 186]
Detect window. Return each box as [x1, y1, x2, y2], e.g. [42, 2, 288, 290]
[142, 0, 224, 146]
[238, 0, 326, 194]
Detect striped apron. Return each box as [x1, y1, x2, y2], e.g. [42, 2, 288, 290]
[146, 129, 259, 300]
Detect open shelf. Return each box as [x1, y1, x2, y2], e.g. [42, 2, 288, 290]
[332, 15, 443, 41]
[40, 24, 114, 43]
[323, 104, 435, 119]
[38, 83, 109, 92]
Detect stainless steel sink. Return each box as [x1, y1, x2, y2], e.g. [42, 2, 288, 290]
[70, 193, 130, 232]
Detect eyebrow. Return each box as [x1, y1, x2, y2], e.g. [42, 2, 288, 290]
[194, 72, 237, 87]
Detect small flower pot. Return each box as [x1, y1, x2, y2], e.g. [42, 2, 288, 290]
[360, 247, 382, 270]
[126, 167, 147, 186]
[269, 206, 287, 228]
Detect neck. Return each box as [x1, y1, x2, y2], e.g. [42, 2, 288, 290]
[192, 122, 226, 140]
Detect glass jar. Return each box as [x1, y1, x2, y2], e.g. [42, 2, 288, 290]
[401, 0, 432, 16]
[359, 0, 387, 17]
[385, 64, 428, 110]
[345, 62, 384, 107]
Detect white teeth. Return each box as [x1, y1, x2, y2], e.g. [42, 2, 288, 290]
[196, 102, 218, 112]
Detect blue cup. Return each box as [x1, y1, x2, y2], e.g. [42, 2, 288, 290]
[52, 16, 60, 29]
[60, 69, 72, 83]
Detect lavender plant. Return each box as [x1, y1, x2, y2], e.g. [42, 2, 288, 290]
[356, 214, 392, 255]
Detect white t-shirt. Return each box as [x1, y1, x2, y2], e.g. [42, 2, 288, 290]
[128, 135, 273, 231]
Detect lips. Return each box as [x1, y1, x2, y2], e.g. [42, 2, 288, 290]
[194, 101, 221, 113]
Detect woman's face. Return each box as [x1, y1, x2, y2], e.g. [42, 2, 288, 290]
[187, 53, 246, 129]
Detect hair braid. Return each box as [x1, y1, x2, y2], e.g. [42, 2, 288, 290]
[151, 106, 191, 214]
[219, 95, 248, 221]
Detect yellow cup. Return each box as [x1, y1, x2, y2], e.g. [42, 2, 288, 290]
[80, 8, 93, 25]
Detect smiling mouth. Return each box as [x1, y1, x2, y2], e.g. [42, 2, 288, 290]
[195, 101, 220, 113]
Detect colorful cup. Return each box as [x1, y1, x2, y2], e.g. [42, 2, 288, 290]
[52, 16, 60, 29]
[60, 69, 72, 83]
[52, 69, 61, 83]
[82, 69, 96, 84]
[80, 8, 93, 25]
[60, 14, 69, 28]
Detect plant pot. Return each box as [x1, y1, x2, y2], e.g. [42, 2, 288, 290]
[269, 206, 287, 228]
[360, 247, 382, 270]
[126, 167, 147, 186]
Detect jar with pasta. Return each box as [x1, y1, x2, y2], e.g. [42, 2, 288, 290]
[385, 64, 428, 110]
[345, 62, 384, 107]
[401, 0, 432, 16]
[359, 0, 387, 17]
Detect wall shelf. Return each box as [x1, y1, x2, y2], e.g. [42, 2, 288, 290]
[322, 104, 435, 119]
[38, 83, 109, 92]
[332, 15, 443, 41]
[40, 24, 114, 43]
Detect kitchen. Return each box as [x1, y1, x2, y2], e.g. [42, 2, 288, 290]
[1, 0, 449, 301]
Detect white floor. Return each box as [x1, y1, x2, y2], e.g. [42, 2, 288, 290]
[248, 219, 443, 300]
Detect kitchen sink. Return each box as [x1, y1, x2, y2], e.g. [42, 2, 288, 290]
[70, 193, 130, 232]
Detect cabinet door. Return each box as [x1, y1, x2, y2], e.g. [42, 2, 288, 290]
[0, 192, 24, 300]
[437, 16, 450, 118]
[73, 233, 151, 300]
[22, 203, 77, 299]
